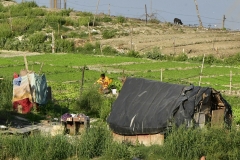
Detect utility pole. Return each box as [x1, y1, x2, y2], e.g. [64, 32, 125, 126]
[64, 0, 67, 9]
[145, 4, 148, 24]
[150, 0, 152, 19]
[222, 15, 226, 29]
[108, 4, 110, 16]
[93, 0, 100, 27]
[194, 0, 203, 28]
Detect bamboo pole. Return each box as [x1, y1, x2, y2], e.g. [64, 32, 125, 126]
[229, 70, 232, 94]
[198, 54, 205, 86]
[160, 69, 163, 82]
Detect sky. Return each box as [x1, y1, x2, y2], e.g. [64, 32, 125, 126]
[15, 0, 240, 31]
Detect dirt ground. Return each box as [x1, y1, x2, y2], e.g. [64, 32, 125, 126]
[0, 1, 240, 58]
[98, 22, 240, 58]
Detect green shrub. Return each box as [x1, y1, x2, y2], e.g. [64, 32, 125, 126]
[127, 50, 141, 58]
[204, 54, 218, 64]
[29, 32, 47, 45]
[60, 9, 73, 16]
[55, 39, 75, 53]
[0, 22, 12, 39]
[102, 46, 119, 55]
[102, 29, 116, 39]
[78, 17, 93, 26]
[76, 11, 93, 17]
[145, 47, 166, 60]
[116, 16, 126, 24]
[149, 18, 160, 24]
[174, 53, 188, 61]
[99, 97, 115, 121]
[224, 53, 240, 65]
[161, 125, 240, 160]
[77, 126, 112, 159]
[1, 135, 74, 160]
[75, 88, 104, 116]
[101, 16, 112, 22]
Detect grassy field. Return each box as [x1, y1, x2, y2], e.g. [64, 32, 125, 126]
[1, 53, 240, 99]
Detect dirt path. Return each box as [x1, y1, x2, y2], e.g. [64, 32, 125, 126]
[0, 50, 42, 58]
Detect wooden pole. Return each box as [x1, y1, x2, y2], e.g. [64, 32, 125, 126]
[198, 54, 205, 86]
[150, 0, 152, 19]
[80, 66, 85, 95]
[173, 37, 175, 55]
[130, 26, 133, 50]
[108, 4, 110, 16]
[93, 0, 100, 27]
[24, 54, 29, 72]
[194, 0, 203, 28]
[64, 0, 67, 9]
[222, 15, 226, 29]
[100, 43, 103, 55]
[160, 69, 163, 82]
[52, 31, 55, 53]
[145, 4, 148, 24]
[229, 70, 232, 94]
[38, 62, 44, 74]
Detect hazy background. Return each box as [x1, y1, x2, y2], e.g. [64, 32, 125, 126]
[15, 0, 240, 30]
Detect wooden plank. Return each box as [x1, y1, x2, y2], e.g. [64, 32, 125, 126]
[211, 109, 225, 127]
[112, 132, 164, 146]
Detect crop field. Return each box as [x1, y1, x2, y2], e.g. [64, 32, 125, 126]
[1, 53, 240, 100]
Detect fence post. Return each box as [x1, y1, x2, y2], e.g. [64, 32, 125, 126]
[80, 66, 85, 95]
[229, 70, 232, 94]
[198, 54, 205, 86]
[160, 69, 163, 82]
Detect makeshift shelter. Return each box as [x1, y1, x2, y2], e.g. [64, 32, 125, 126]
[12, 69, 48, 114]
[107, 77, 232, 145]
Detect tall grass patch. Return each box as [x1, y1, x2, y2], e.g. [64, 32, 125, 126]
[0, 77, 12, 110]
[161, 125, 240, 160]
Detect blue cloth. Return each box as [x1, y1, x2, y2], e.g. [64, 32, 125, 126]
[35, 74, 48, 104]
[13, 77, 22, 86]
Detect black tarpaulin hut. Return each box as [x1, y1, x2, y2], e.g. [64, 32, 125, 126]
[107, 77, 232, 136]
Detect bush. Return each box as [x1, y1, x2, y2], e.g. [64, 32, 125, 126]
[145, 47, 166, 60]
[160, 125, 240, 160]
[127, 50, 141, 58]
[174, 53, 188, 61]
[102, 46, 119, 55]
[75, 88, 104, 116]
[29, 32, 47, 45]
[101, 16, 112, 22]
[55, 39, 75, 53]
[116, 16, 126, 24]
[77, 126, 112, 159]
[78, 17, 93, 26]
[102, 29, 117, 39]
